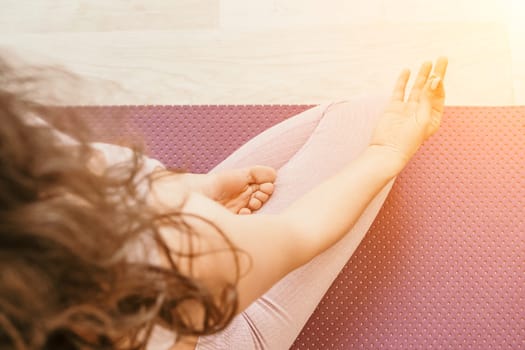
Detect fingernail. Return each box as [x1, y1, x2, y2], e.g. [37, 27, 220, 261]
[431, 77, 441, 90]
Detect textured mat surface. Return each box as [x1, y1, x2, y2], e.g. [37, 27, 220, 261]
[74, 105, 313, 173]
[291, 106, 525, 349]
[77, 105, 524, 349]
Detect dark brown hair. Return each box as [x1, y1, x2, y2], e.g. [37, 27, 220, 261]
[0, 57, 239, 349]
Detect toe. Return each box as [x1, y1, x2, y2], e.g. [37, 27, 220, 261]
[248, 197, 263, 210]
[254, 191, 269, 203]
[259, 182, 274, 195]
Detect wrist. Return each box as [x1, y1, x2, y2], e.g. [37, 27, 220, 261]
[364, 145, 407, 177]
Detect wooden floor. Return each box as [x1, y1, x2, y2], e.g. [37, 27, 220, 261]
[0, 0, 523, 105]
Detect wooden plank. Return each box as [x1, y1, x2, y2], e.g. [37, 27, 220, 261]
[0, 0, 219, 32]
[0, 23, 513, 105]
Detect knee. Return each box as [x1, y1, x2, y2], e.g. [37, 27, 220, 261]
[320, 95, 387, 132]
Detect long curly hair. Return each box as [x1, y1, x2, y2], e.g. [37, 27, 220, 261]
[0, 57, 239, 349]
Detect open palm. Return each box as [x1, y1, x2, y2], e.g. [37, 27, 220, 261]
[370, 57, 448, 164]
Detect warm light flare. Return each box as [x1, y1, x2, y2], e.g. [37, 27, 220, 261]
[505, 0, 525, 89]
[505, 0, 525, 31]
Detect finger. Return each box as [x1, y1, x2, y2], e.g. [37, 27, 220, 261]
[249, 165, 277, 184]
[408, 61, 433, 102]
[432, 56, 448, 81]
[421, 57, 448, 99]
[254, 191, 269, 202]
[391, 69, 410, 102]
[421, 76, 445, 115]
[259, 182, 274, 195]
[239, 208, 252, 215]
[248, 197, 263, 210]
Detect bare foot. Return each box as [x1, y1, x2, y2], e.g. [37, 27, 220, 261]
[202, 166, 276, 214]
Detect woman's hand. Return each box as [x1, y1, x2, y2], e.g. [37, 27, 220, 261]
[370, 57, 448, 165]
[150, 166, 276, 214]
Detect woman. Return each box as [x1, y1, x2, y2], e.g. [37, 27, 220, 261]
[0, 57, 447, 350]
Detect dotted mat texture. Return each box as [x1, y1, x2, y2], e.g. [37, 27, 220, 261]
[72, 105, 313, 174]
[291, 106, 525, 350]
[74, 105, 524, 349]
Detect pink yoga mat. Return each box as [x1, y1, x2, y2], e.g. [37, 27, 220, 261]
[73, 105, 313, 173]
[74, 105, 524, 349]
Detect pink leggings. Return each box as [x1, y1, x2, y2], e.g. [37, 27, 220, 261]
[193, 97, 396, 349]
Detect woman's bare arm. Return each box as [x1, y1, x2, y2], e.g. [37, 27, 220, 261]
[167, 145, 403, 311]
[153, 57, 448, 314]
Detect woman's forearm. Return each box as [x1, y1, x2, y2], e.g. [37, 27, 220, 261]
[152, 59, 447, 315]
[282, 145, 405, 266]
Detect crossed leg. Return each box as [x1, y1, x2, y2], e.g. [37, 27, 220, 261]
[196, 96, 395, 350]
